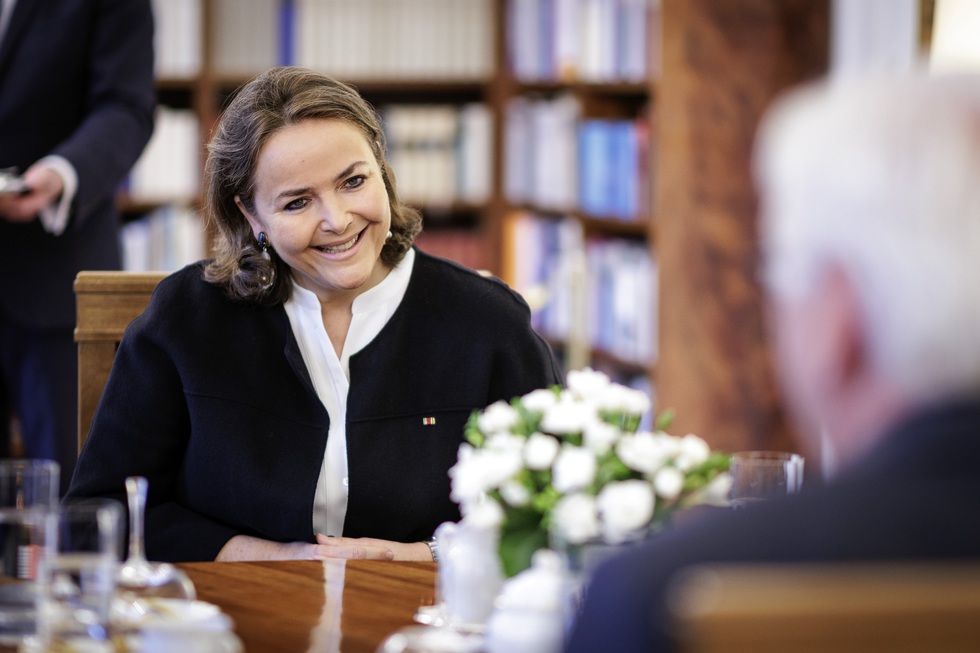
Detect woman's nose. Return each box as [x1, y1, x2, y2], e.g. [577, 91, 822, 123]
[317, 197, 351, 233]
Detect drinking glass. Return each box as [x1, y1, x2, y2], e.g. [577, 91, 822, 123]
[729, 451, 804, 507]
[0, 459, 59, 645]
[35, 499, 123, 652]
[116, 476, 196, 602]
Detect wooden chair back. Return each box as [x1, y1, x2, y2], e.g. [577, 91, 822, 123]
[74, 271, 166, 452]
[669, 562, 980, 653]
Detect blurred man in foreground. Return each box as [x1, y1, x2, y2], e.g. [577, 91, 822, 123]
[565, 72, 980, 652]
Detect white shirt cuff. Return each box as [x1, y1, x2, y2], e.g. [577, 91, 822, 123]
[36, 155, 78, 236]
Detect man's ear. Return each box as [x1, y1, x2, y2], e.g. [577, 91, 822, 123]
[819, 264, 867, 398]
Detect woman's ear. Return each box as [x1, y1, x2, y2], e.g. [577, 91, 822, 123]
[234, 195, 261, 239]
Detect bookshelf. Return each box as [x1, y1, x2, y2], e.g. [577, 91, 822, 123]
[132, 0, 661, 396]
[496, 0, 660, 396]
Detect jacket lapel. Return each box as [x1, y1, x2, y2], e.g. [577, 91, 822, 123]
[0, 0, 43, 87]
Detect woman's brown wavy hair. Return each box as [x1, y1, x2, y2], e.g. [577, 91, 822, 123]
[203, 66, 422, 304]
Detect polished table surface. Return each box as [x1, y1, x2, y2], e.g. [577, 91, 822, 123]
[178, 560, 437, 653]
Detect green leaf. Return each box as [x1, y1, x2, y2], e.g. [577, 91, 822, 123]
[594, 454, 633, 488]
[463, 411, 485, 447]
[531, 485, 560, 514]
[502, 504, 545, 532]
[654, 408, 676, 431]
[498, 527, 549, 577]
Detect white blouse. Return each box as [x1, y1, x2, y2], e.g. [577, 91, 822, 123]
[283, 248, 416, 536]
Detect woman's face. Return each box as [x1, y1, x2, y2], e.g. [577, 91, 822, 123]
[237, 118, 392, 305]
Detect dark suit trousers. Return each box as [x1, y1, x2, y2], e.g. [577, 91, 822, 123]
[0, 309, 77, 494]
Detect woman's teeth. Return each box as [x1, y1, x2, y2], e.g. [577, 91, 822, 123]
[319, 232, 359, 254]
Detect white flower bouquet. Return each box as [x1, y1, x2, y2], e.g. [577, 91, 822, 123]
[449, 368, 732, 577]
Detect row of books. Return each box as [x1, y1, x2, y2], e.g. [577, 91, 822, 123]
[121, 205, 207, 273]
[585, 235, 658, 365]
[152, 0, 202, 79]
[206, 0, 494, 80]
[126, 107, 200, 204]
[505, 212, 657, 367]
[123, 101, 493, 210]
[579, 117, 652, 219]
[152, 0, 661, 83]
[414, 228, 490, 273]
[507, 0, 660, 82]
[381, 104, 493, 208]
[505, 95, 652, 220]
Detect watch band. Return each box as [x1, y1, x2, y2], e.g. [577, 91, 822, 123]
[425, 537, 439, 563]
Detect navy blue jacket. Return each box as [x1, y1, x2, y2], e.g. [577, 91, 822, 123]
[68, 251, 564, 561]
[566, 399, 980, 652]
[0, 0, 155, 329]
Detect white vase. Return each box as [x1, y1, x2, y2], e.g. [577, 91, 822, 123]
[434, 517, 503, 629]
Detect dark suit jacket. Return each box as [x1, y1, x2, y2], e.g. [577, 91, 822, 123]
[67, 250, 564, 562]
[565, 399, 980, 653]
[0, 0, 155, 329]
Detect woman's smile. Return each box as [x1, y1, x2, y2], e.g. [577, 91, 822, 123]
[315, 228, 363, 255]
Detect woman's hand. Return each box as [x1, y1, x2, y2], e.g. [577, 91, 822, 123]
[313, 534, 432, 561]
[215, 535, 318, 561]
[214, 534, 433, 561]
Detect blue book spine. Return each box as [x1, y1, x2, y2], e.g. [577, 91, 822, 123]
[613, 120, 639, 220]
[278, 0, 296, 66]
[578, 120, 608, 217]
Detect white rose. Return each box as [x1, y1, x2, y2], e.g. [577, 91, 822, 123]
[615, 431, 673, 474]
[566, 368, 612, 401]
[448, 444, 484, 504]
[596, 480, 655, 544]
[552, 445, 597, 493]
[485, 432, 525, 455]
[521, 388, 559, 414]
[653, 466, 684, 500]
[448, 445, 522, 504]
[523, 432, 560, 470]
[687, 471, 733, 507]
[551, 493, 600, 545]
[674, 433, 711, 471]
[461, 498, 505, 528]
[594, 383, 651, 417]
[477, 400, 520, 435]
[582, 420, 621, 455]
[499, 480, 531, 507]
[540, 397, 598, 435]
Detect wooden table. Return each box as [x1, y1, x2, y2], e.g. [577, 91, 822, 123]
[178, 560, 438, 653]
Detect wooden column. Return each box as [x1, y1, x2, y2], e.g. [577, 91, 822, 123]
[655, 0, 829, 454]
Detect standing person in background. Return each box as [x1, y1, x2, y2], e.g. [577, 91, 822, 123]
[0, 0, 156, 491]
[565, 72, 980, 652]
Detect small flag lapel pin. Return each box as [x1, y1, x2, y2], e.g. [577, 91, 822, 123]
[422, 417, 437, 426]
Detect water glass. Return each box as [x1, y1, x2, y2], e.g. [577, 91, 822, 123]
[36, 499, 123, 651]
[729, 451, 804, 507]
[0, 459, 59, 644]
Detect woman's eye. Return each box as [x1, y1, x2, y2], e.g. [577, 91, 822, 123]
[284, 197, 309, 211]
[343, 175, 366, 190]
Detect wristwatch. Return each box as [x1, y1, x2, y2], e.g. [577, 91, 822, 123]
[425, 537, 439, 563]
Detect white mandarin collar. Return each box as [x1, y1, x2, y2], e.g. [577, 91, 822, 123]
[288, 247, 416, 317]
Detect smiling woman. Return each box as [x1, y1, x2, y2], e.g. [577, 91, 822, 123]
[66, 67, 564, 564]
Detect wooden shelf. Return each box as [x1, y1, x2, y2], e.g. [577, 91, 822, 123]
[513, 80, 650, 97]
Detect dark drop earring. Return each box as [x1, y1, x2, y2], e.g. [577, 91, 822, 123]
[257, 232, 276, 290]
[257, 232, 271, 261]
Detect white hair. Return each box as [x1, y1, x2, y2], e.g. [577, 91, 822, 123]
[755, 72, 980, 402]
